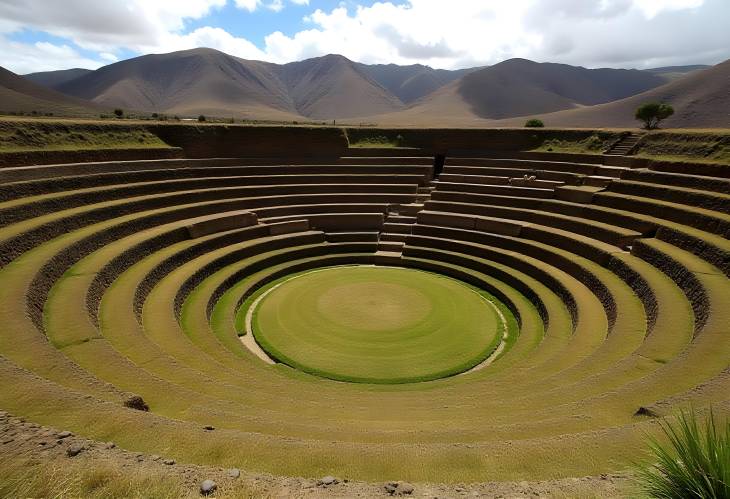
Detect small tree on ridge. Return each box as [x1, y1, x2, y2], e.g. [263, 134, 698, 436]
[635, 102, 674, 130]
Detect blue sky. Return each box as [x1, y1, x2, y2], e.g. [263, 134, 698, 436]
[0, 0, 728, 74]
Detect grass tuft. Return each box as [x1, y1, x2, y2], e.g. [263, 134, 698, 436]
[638, 408, 730, 499]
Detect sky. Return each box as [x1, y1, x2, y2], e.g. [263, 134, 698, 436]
[0, 0, 728, 74]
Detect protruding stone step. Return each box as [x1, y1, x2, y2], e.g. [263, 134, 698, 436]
[379, 233, 407, 242]
[386, 215, 417, 224]
[383, 222, 413, 234]
[555, 185, 607, 203]
[378, 241, 405, 252]
[397, 203, 425, 216]
[582, 176, 615, 188]
[325, 231, 380, 243]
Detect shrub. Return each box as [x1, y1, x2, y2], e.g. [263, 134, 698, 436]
[113, 108, 123, 118]
[198, 115, 206, 122]
[638, 409, 729, 498]
[635, 102, 674, 130]
[525, 119, 545, 128]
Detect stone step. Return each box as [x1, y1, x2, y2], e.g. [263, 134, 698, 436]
[378, 241, 405, 252]
[379, 232, 408, 243]
[382, 222, 413, 234]
[397, 203, 424, 216]
[386, 215, 417, 224]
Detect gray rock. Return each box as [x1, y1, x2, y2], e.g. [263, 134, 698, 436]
[317, 476, 339, 487]
[105, 442, 116, 449]
[57, 431, 73, 439]
[66, 443, 84, 457]
[200, 479, 217, 496]
[397, 482, 414, 495]
[385, 482, 415, 496]
[123, 395, 149, 412]
[151, 454, 161, 461]
[203, 425, 215, 431]
[228, 468, 241, 479]
[163, 459, 175, 465]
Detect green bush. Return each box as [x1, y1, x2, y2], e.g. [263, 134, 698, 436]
[638, 409, 729, 498]
[113, 109, 123, 118]
[525, 119, 545, 128]
[198, 115, 206, 122]
[636, 102, 674, 130]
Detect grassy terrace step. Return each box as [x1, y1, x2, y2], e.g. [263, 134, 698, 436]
[621, 168, 730, 195]
[443, 165, 584, 184]
[0, 191, 416, 266]
[444, 157, 598, 175]
[430, 189, 730, 276]
[608, 179, 730, 214]
[434, 181, 554, 199]
[594, 191, 730, 238]
[2, 158, 433, 182]
[417, 209, 626, 265]
[0, 171, 427, 202]
[0, 179, 418, 225]
[425, 199, 641, 248]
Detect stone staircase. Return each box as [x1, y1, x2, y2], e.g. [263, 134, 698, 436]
[377, 181, 435, 257]
[604, 132, 645, 156]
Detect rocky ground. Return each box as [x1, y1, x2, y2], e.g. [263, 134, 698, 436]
[0, 410, 639, 498]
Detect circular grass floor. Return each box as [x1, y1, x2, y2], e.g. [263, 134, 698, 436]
[251, 266, 506, 383]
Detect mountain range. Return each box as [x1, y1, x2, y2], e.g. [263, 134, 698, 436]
[0, 47, 725, 127]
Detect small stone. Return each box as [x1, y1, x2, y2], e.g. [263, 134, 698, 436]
[151, 454, 161, 461]
[203, 425, 215, 431]
[105, 442, 116, 449]
[200, 479, 217, 496]
[57, 431, 73, 439]
[396, 482, 415, 495]
[317, 476, 339, 487]
[228, 468, 241, 479]
[385, 482, 399, 494]
[123, 395, 150, 412]
[66, 443, 84, 457]
[163, 459, 175, 465]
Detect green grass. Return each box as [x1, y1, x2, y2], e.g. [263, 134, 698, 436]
[250, 265, 511, 383]
[0, 120, 171, 152]
[530, 132, 616, 154]
[637, 409, 730, 499]
[635, 131, 730, 165]
[0, 456, 262, 499]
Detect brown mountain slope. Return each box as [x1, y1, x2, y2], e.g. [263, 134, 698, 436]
[377, 58, 668, 124]
[280, 54, 404, 119]
[0, 66, 101, 116]
[354, 63, 477, 104]
[57, 48, 303, 121]
[497, 59, 730, 128]
[24, 68, 93, 89]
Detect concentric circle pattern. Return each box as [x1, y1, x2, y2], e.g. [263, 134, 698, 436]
[0, 153, 729, 483]
[251, 265, 505, 383]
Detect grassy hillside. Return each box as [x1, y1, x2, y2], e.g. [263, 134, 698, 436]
[0, 120, 171, 152]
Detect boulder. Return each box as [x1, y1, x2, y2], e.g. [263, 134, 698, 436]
[200, 479, 217, 496]
[66, 443, 84, 457]
[123, 395, 149, 412]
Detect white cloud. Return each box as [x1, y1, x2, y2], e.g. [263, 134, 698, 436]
[0, 38, 108, 73]
[0, 0, 728, 74]
[233, 0, 260, 12]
